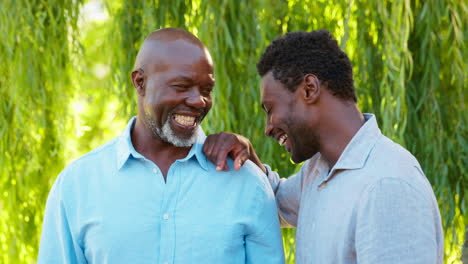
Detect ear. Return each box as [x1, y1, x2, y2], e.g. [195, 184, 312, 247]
[299, 74, 321, 104]
[131, 68, 145, 96]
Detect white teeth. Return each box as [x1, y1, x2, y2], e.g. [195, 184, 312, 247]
[174, 114, 196, 126]
[278, 134, 288, 146]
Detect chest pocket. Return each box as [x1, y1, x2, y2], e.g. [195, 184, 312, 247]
[191, 224, 245, 264]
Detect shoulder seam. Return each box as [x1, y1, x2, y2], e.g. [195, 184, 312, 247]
[68, 137, 120, 168]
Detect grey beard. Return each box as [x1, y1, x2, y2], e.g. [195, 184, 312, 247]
[144, 113, 199, 147]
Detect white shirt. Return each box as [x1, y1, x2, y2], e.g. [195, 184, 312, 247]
[266, 113, 443, 264]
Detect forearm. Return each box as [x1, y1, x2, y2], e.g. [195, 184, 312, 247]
[264, 164, 301, 227]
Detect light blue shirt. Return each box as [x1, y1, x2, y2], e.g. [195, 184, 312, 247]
[266, 114, 443, 264]
[38, 117, 284, 264]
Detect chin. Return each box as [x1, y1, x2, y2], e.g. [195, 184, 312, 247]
[291, 149, 318, 164]
[291, 152, 306, 164]
[176, 130, 196, 139]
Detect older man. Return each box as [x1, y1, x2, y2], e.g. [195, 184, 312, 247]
[204, 30, 443, 264]
[38, 28, 284, 264]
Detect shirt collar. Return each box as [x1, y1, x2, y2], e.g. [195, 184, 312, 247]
[116, 116, 209, 171]
[317, 113, 382, 184]
[176, 128, 209, 171]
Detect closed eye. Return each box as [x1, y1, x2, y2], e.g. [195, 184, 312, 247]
[171, 84, 190, 89]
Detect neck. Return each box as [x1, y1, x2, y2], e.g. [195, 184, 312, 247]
[318, 100, 364, 168]
[131, 116, 191, 165]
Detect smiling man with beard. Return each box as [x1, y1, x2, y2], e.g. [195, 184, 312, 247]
[38, 28, 284, 264]
[203, 30, 443, 263]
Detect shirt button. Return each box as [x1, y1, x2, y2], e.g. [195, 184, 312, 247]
[153, 168, 158, 174]
[163, 213, 169, 220]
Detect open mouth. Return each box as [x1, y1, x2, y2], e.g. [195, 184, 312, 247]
[278, 133, 288, 146]
[173, 114, 198, 128]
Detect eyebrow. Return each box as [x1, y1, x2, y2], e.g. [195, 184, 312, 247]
[168, 76, 215, 86]
[169, 76, 193, 82]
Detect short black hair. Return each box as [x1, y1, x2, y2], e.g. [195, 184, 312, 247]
[257, 30, 357, 102]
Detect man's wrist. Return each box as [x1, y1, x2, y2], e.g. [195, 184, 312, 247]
[248, 145, 266, 174]
[252, 155, 266, 174]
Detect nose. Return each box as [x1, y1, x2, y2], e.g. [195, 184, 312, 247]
[185, 89, 207, 109]
[264, 118, 274, 137]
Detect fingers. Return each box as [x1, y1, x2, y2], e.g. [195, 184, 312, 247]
[203, 132, 252, 172]
[202, 136, 216, 163]
[222, 162, 229, 172]
[203, 133, 233, 171]
[233, 150, 249, 171]
[203, 133, 223, 166]
[215, 147, 231, 171]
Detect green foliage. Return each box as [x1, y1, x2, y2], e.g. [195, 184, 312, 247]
[0, 0, 81, 262]
[0, 0, 466, 263]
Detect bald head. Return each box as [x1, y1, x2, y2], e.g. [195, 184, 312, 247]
[134, 28, 207, 71]
[145, 28, 203, 44]
[131, 28, 215, 149]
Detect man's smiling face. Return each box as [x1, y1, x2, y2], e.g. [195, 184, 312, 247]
[261, 71, 320, 163]
[141, 39, 215, 147]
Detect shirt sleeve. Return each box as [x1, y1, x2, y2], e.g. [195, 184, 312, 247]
[244, 174, 285, 264]
[264, 164, 304, 227]
[38, 172, 86, 264]
[355, 177, 441, 264]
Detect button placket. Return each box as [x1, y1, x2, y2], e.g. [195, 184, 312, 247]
[158, 163, 181, 264]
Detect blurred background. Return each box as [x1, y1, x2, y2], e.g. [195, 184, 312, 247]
[0, 0, 466, 263]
